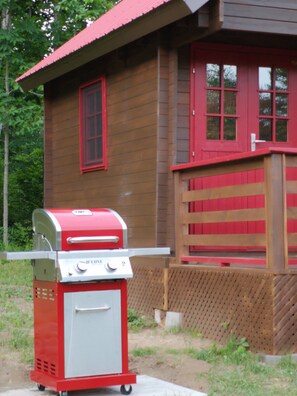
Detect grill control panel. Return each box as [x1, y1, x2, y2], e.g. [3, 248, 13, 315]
[58, 256, 133, 282]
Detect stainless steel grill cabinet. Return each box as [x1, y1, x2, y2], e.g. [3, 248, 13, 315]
[1, 208, 169, 396]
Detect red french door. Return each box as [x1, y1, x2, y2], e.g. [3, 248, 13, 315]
[191, 44, 297, 160]
[190, 44, 297, 249]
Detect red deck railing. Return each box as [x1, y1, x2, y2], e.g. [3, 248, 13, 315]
[171, 148, 297, 272]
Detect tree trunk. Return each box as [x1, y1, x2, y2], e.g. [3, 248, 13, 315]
[3, 124, 8, 246]
[2, 8, 11, 246]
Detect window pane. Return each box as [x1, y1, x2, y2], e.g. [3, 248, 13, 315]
[95, 84, 102, 110]
[276, 94, 288, 116]
[207, 64, 220, 87]
[224, 117, 236, 140]
[81, 78, 105, 170]
[207, 90, 220, 113]
[275, 68, 288, 91]
[87, 92, 95, 114]
[259, 118, 272, 141]
[207, 116, 220, 139]
[96, 138, 103, 160]
[224, 65, 237, 88]
[88, 141, 96, 161]
[259, 92, 272, 115]
[259, 67, 272, 90]
[96, 114, 103, 133]
[276, 119, 288, 142]
[87, 117, 95, 137]
[224, 91, 236, 114]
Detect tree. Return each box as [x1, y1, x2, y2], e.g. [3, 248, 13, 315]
[0, 0, 117, 246]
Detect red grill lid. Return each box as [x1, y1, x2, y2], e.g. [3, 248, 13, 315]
[32, 208, 128, 251]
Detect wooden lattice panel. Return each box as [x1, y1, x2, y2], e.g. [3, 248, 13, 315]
[127, 260, 297, 354]
[128, 258, 165, 316]
[273, 274, 297, 354]
[169, 267, 274, 353]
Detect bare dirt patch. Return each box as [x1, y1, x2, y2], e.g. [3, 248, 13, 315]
[128, 328, 212, 394]
[0, 348, 31, 392]
[0, 327, 211, 393]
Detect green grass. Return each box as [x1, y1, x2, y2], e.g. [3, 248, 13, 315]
[0, 259, 33, 365]
[186, 337, 297, 396]
[131, 347, 158, 357]
[2, 262, 297, 396]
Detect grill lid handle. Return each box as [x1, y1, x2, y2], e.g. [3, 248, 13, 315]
[67, 236, 119, 244]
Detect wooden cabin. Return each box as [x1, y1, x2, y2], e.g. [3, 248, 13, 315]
[18, 0, 297, 355]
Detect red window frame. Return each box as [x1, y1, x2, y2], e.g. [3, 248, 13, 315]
[79, 77, 107, 173]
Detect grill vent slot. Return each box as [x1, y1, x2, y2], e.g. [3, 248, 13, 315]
[35, 287, 55, 301]
[36, 358, 56, 376]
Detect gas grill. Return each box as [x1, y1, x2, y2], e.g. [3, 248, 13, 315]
[0, 208, 169, 396]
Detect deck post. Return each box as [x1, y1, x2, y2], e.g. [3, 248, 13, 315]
[264, 153, 288, 273]
[174, 171, 189, 262]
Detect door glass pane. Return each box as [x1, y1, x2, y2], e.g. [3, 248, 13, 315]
[276, 94, 288, 116]
[207, 90, 220, 113]
[207, 116, 220, 139]
[259, 92, 272, 115]
[224, 118, 236, 140]
[224, 91, 236, 114]
[207, 64, 220, 87]
[224, 65, 237, 88]
[275, 68, 288, 91]
[259, 119, 272, 141]
[276, 119, 288, 142]
[259, 67, 272, 90]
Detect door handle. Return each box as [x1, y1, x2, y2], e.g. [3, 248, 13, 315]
[251, 133, 266, 151]
[67, 236, 119, 244]
[75, 306, 111, 313]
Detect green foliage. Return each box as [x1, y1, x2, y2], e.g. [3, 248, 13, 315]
[43, 0, 117, 50]
[128, 309, 146, 331]
[0, 1, 118, 243]
[128, 308, 156, 332]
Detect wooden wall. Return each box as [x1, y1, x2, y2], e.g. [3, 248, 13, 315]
[223, 0, 297, 35]
[44, 42, 161, 247]
[198, 0, 297, 37]
[43, 26, 193, 251]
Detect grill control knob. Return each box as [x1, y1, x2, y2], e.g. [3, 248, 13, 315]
[75, 261, 88, 272]
[105, 261, 118, 271]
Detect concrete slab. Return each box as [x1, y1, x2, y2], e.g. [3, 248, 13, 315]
[0, 375, 207, 396]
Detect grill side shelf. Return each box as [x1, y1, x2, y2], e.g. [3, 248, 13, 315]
[0, 251, 56, 260]
[0, 247, 170, 261]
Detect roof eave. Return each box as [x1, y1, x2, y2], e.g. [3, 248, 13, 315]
[18, 0, 209, 91]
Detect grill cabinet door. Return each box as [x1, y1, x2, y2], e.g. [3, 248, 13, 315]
[64, 290, 122, 378]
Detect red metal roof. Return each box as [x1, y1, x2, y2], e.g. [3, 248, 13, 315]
[17, 0, 209, 89]
[17, 0, 171, 84]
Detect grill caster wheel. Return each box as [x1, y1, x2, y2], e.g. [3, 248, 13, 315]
[120, 384, 132, 395]
[37, 384, 45, 391]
